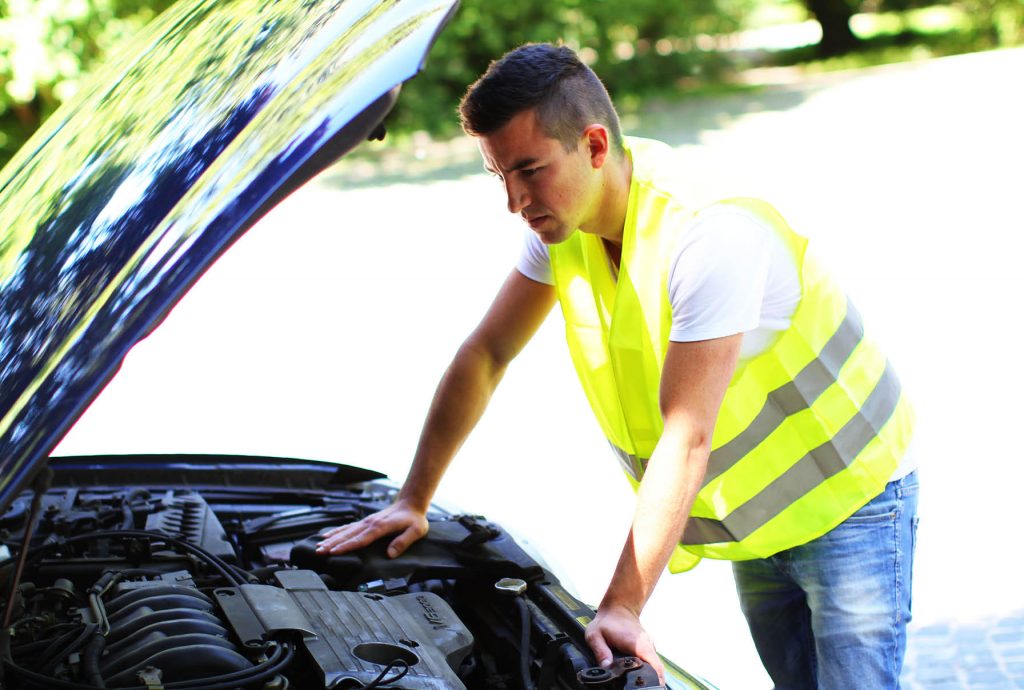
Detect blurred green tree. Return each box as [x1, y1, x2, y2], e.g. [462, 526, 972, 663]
[798, 0, 1024, 55]
[2, 0, 1021, 167]
[1, 0, 752, 163]
[389, 0, 751, 136]
[0, 0, 175, 165]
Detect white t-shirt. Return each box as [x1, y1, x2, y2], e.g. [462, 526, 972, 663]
[516, 202, 801, 363]
[516, 203, 916, 480]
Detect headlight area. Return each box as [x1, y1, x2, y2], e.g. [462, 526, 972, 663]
[0, 483, 681, 689]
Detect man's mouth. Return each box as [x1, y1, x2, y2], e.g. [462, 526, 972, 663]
[526, 214, 548, 229]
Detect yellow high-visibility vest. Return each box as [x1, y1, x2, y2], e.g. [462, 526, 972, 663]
[549, 138, 914, 572]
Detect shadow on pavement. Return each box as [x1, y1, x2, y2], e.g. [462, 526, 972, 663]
[623, 83, 813, 148]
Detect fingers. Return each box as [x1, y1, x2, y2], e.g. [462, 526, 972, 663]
[386, 522, 427, 558]
[634, 634, 665, 684]
[315, 506, 428, 556]
[584, 625, 614, 669]
[315, 519, 382, 554]
[318, 524, 346, 538]
[585, 609, 664, 684]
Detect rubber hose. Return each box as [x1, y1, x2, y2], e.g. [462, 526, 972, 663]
[515, 597, 536, 690]
[38, 625, 90, 675]
[81, 632, 106, 688]
[1, 640, 292, 690]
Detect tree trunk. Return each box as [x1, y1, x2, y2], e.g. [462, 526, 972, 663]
[804, 0, 861, 56]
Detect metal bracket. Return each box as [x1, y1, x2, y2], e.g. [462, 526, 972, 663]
[137, 666, 164, 690]
[577, 656, 664, 688]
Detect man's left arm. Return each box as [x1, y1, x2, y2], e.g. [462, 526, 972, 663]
[584, 334, 743, 681]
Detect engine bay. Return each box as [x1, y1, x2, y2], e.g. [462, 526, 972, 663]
[0, 465, 669, 690]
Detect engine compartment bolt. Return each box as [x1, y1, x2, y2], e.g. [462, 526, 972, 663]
[579, 666, 614, 684]
[494, 577, 527, 596]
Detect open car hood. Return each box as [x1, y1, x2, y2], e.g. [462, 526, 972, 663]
[0, 0, 459, 514]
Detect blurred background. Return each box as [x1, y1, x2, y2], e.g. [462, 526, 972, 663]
[3, 0, 1024, 166]
[11, 0, 1023, 688]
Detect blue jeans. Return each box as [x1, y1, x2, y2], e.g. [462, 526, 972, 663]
[732, 472, 919, 690]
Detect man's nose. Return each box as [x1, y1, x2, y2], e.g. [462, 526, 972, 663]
[505, 178, 529, 214]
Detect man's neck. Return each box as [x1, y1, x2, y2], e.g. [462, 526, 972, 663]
[582, 149, 633, 248]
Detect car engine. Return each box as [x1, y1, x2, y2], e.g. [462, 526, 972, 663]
[0, 468, 668, 690]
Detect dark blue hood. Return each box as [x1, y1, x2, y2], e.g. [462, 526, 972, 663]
[0, 0, 458, 512]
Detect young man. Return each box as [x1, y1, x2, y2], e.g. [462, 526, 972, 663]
[317, 43, 918, 689]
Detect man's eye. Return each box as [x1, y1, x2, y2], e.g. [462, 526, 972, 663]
[521, 167, 540, 177]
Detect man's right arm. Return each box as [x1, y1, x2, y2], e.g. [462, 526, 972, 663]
[316, 269, 556, 557]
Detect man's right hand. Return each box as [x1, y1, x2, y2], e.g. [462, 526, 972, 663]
[315, 272, 553, 561]
[315, 500, 429, 558]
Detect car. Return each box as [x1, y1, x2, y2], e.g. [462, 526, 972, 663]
[0, 0, 718, 688]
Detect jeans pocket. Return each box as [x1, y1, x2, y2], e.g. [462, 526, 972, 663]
[842, 486, 899, 524]
[843, 509, 897, 524]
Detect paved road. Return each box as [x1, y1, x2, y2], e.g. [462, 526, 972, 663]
[903, 610, 1024, 689]
[60, 47, 1024, 689]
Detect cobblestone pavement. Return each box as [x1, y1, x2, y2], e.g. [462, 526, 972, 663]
[902, 610, 1024, 689]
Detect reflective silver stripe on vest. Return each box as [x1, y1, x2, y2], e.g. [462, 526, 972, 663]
[703, 299, 865, 486]
[682, 360, 903, 545]
[611, 300, 867, 485]
[611, 443, 646, 481]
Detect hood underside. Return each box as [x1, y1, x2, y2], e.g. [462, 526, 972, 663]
[0, 0, 459, 513]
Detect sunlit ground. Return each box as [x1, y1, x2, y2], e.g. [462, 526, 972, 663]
[58, 46, 1024, 689]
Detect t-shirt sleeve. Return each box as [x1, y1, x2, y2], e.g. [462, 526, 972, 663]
[668, 207, 774, 342]
[515, 229, 553, 285]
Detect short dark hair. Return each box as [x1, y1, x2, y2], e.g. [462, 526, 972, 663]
[458, 43, 623, 154]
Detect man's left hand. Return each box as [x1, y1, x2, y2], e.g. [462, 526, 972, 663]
[584, 603, 666, 684]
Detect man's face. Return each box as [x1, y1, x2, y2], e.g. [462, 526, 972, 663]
[478, 109, 600, 245]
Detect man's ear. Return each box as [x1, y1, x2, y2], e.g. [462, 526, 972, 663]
[582, 124, 610, 169]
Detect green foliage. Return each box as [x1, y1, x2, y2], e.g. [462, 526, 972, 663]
[796, 0, 1024, 54]
[1, 0, 1021, 164]
[2, 0, 754, 159]
[0, 0, 175, 163]
[388, 0, 751, 138]
[956, 0, 1024, 46]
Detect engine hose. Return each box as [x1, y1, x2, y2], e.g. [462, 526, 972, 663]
[155, 641, 288, 688]
[89, 570, 123, 598]
[63, 531, 244, 586]
[36, 626, 84, 667]
[228, 561, 260, 584]
[1, 639, 293, 690]
[127, 530, 245, 586]
[33, 628, 76, 669]
[81, 631, 107, 688]
[2, 530, 244, 589]
[164, 640, 294, 690]
[39, 624, 98, 676]
[88, 592, 111, 636]
[86, 570, 123, 637]
[10, 623, 79, 654]
[515, 597, 537, 690]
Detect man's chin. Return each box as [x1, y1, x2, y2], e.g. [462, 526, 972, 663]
[535, 226, 573, 245]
